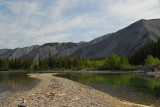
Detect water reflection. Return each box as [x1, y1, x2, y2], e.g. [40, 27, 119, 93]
[56, 72, 160, 106]
[0, 71, 38, 100]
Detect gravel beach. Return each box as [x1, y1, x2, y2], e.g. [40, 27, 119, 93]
[0, 73, 154, 107]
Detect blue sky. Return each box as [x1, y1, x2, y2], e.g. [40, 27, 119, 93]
[0, 0, 160, 49]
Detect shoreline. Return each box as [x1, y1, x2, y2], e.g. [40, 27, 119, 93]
[0, 73, 154, 107]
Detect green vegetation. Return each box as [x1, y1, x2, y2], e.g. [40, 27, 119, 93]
[0, 59, 9, 71]
[1, 39, 160, 71]
[145, 55, 160, 65]
[101, 54, 133, 70]
[0, 55, 136, 71]
[129, 39, 160, 65]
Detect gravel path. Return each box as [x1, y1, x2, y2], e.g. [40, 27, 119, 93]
[0, 73, 153, 107]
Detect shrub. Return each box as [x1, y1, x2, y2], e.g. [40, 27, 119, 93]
[145, 55, 160, 65]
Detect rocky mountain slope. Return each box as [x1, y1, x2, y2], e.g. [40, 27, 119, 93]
[71, 19, 160, 58]
[0, 19, 160, 60]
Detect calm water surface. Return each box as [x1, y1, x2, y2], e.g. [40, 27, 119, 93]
[0, 71, 38, 101]
[56, 72, 160, 106]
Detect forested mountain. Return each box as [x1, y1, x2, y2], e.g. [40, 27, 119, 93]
[0, 19, 160, 60]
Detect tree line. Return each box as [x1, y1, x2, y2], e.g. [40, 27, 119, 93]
[129, 38, 160, 65]
[0, 57, 104, 71]
[0, 54, 137, 71]
[0, 39, 160, 71]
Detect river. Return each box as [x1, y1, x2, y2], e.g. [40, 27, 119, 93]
[56, 72, 160, 106]
[0, 71, 38, 101]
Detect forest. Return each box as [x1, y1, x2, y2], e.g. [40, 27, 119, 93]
[0, 39, 160, 71]
[129, 38, 160, 65]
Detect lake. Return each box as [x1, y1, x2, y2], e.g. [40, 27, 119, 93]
[0, 71, 38, 101]
[56, 72, 160, 106]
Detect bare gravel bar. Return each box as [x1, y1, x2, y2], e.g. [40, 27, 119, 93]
[0, 73, 154, 107]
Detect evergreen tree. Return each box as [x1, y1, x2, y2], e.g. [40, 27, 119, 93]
[129, 39, 160, 65]
[0, 59, 9, 71]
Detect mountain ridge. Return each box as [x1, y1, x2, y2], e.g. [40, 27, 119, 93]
[0, 19, 160, 60]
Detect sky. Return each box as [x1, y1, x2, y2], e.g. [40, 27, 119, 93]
[0, 0, 160, 49]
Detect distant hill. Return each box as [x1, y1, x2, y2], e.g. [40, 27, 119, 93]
[0, 19, 160, 60]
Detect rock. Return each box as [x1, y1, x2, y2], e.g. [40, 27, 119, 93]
[18, 103, 26, 107]
[142, 65, 160, 72]
[142, 65, 160, 78]
[18, 99, 27, 107]
[57, 93, 66, 97]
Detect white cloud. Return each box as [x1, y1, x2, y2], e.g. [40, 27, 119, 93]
[105, 0, 160, 20]
[48, 0, 78, 19]
[5, 1, 43, 19]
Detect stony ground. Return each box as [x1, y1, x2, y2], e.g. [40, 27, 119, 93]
[0, 73, 153, 107]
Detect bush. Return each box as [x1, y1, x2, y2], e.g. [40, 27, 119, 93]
[145, 55, 160, 65]
[103, 54, 132, 70]
[105, 53, 121, 69]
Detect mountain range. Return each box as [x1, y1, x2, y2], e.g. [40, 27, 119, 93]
[0, 19, 160, 60]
